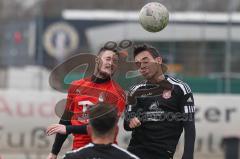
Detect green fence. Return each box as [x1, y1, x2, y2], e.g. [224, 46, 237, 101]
[182, 76, 240, 94]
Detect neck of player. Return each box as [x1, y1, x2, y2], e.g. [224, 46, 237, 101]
[94, 72, 108, 79]
[91, 134, 115, 145]
[149, 72, 165, 84]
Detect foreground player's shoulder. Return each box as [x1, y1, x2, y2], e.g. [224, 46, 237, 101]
[111, 144, 140, 159]
[166, 75, 192, 95]
[63, 143, 94, 159]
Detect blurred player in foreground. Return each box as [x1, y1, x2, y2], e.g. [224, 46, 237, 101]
[46, 46, 126, 159]
[124, 44, 196, 159]
[63, 103, 139, 159]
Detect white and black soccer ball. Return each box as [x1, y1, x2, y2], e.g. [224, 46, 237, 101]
[139, 2, 169, 32]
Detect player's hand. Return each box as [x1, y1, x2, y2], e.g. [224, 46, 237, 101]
[129, 117, 141, 128]
[46, 124, 66, 136]
[46, 153, 57, 159]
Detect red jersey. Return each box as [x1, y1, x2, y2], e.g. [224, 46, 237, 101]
[66, 76, 125, 149]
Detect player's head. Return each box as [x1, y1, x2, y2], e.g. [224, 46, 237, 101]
[89, 103, 118, 137]
[133, 44, 167, 80]
[95, 47, 119, 78]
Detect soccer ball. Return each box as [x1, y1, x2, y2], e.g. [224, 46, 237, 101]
[139, 2, 169, 32]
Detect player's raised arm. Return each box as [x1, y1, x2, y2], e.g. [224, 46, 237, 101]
[124, 85, 142, 131]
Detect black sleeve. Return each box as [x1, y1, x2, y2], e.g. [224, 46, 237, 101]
[124, 85, 143, 131]
[124, 96, 138, 131]
[66, 125, 88, 134]
[124, 104, 134, 131]
[182, 117, 196, 159]
[51, 108, 72, 155]
[179, 91, 196, 159]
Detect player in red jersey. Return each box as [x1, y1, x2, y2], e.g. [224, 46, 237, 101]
[46, 47, 126, 159]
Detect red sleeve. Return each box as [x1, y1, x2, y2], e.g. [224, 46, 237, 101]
[116, 93, 126, 116]
[113, 82, 126, 116]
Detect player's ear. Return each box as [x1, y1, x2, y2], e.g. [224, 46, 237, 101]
[156, 57, 162, 64]
[95, 57, 100, 64]
[87, 125, 92, 135]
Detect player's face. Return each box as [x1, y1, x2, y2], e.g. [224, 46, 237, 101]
[97, 50, 119, 78]
[134, 51, 162, 80]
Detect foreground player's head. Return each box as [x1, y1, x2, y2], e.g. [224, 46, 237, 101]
[133, 44, 167, 81]
[94, 47, 119, 79]
[89, 103, 118, 139]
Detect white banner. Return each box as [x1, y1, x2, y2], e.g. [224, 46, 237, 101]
[0, 90, 71, 156]
[0, 90, 240, 159]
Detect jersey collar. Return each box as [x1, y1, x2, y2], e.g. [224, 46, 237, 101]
[91, 75, 110, 84]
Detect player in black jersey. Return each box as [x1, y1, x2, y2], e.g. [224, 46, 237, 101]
[63, 103, 139, 159]
[124, 44, 196, 159]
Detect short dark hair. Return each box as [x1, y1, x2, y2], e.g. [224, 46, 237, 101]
[89, 103, 118, 136]
[133, 44, 160, 58]
[97, 47, 118, 55]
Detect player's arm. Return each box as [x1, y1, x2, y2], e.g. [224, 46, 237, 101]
[65, 125, 88, 134]
[50, 106, 72, 156]
[46, 119, 88, 135]
[48, 84, 75, 157]
[180, 92, 196, 159]
[124, 88, 141, 131]
[124, 104, 133, 131]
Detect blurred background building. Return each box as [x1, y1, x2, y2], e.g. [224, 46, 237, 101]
[0, 0, 240, 159]
[0, 0, 240, 92]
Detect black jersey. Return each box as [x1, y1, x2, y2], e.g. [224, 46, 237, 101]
[62, 143, 139, 159]
[124, 75, 195, 158]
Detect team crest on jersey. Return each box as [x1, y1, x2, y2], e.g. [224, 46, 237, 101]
[75, 89, 81, 94]
[98, 92, 105, 102]
[162, 90, 172, 99]
[149, 102, 159, 110]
